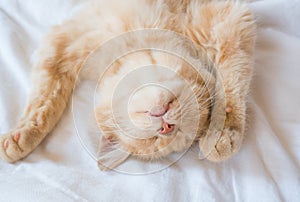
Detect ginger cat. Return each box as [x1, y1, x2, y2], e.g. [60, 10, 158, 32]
[0, 0, 256, 170]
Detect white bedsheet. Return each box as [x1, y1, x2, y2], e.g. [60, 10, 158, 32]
[0, 0, 299, 201]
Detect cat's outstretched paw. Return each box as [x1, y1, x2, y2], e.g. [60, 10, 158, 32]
[0, 129, 38, 163]
[199, 128, 244, 162]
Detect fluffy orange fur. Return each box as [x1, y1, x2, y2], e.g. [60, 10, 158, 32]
[0, 0, 256, 170]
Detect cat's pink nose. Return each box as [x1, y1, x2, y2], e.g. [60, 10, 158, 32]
[159, 122, 174, 135]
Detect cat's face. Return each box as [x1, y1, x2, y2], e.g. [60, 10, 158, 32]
[96, 51, 211, 170]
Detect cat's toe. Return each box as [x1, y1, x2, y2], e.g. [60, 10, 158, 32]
[200, 128, 244, 162]
[0, 132, 25, 163]
[13, 132, 21, 142]
[3, 138, 9, 149]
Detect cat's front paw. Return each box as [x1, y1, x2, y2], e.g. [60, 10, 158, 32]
[199, 128, 244, 162]
[0, 128, 39, 162]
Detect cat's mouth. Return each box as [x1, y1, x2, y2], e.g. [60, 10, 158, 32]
[145, 99, 174, 117]
[148, 100, 177, 135]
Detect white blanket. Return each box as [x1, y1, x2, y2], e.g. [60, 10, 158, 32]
[0, 0, 299, 201]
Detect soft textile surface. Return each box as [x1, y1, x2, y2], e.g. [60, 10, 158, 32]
[0, 0, 299, 201]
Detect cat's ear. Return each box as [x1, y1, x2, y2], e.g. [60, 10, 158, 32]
[97, 134, 130, 171]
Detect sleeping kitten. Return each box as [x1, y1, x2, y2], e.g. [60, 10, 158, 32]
[0, 0, 256, 170]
